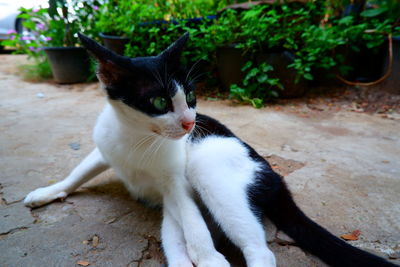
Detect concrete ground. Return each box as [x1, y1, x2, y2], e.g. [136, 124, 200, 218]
[0, 55, 399, 267]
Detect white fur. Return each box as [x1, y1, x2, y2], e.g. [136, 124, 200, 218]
[24, 83, 276, 266]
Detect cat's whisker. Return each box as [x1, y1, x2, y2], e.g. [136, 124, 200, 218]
[151, 68, 164, 88]
[164, 63, 169, 89]
[139, 134, 161, 167]
[124, 134, 156, 170]
[138, 136, 154, 165]
[189, 71, 207, 85]
[126, 133, 156, 169]
[150, 137, 166, 166]
[199, 125, 212, 137]
[197, 127, 207, 139]
[156, 67, 167, 89]
[192, 126, 202, 138]
[195, 122, 211, 136]
[146, 136, 163, 167]
[132, 135, 156, 156]
[185, 59, 202, 83]
[167, 71, 175, 90]
[192, 127, 204, 139]
[137, 142, 151, 168]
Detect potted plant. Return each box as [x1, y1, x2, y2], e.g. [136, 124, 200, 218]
[209, 8, 248, 91]
[331, 0, 400, 83]
[95, 0, 164, 55]
[41, 0, 93, 83]
[1, 0, 102, 83]
[215, 1, 329, 105]
[11, 0, 92, 83]
[232, 2, 311, 99]
[121, 0, 225, 79]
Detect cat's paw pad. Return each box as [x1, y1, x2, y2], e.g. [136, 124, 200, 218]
[197, 253, 230, 267]
[24, 187, 67, 208]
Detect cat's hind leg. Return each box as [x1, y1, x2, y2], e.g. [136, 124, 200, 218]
[161, 209, 193, 267]
[24, 148, 109, 208]
[190, 174, 276, 267]
[187, 138, 276, 267]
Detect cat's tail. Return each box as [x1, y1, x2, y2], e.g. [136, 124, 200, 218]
[252, 171, 398, 267]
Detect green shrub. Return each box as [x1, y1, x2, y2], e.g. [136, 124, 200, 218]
[2, 0, 398, 99]
[230, 62, 282, 108]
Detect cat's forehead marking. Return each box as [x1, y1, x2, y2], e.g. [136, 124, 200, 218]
[171, 81, 195, 123]
[171, 81, 187, 110]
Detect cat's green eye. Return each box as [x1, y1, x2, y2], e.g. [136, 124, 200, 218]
[186, 91, 195, 103]
[151, 96, 167, 111]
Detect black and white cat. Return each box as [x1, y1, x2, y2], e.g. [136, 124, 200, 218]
[24, 33, 396, 267]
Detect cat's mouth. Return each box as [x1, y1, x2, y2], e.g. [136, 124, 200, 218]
[151, 126, 188, 140]
[160, 131, 187, 140]
[167, 132, 187, 139]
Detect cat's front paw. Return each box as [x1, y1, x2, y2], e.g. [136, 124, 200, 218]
[246, 248, 276, 267]
[166, 260, 193, 267]
[197, 253, 230, 267]
[24, 186, 67, 208]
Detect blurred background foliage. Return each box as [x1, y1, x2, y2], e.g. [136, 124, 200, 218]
[2, 0, 399, 106]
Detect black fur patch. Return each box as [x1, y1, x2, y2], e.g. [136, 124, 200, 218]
[78, 33, 195, 117]
[190, 113, 235, 141]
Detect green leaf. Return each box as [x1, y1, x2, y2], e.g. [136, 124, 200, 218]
[17, 13, 31, 19]
[338, 16, 353, 25]
[261, 64, 273, 72]
[269, 90, 279, 98]
[247, 68, 259, 78]
[230, 84, 245, 95]
[360, 7, 388, 17]
[22, 20, 36, 29]
[242, 61, 252, 71]
[257, 74, 269, 83]
[250, 98, 264, 108]
[304, 73, 313, 80]
[48, 0, 59, 18]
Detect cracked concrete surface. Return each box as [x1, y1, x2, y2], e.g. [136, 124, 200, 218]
[0, 55, 399, 266]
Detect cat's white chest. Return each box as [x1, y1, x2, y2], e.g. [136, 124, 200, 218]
[92, 105, 187, 203]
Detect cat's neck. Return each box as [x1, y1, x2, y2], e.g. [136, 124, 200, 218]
[106, 100, 149, 134]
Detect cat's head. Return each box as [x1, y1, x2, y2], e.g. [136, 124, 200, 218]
[78, 33, 196, 140]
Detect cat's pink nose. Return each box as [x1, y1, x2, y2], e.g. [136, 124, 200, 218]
[182, 121, 195, 132]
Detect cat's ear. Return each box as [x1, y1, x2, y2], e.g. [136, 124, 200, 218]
[78, 33, 129, 85]
[159, 32, 189, 66]
[78, 32, 119, 63]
